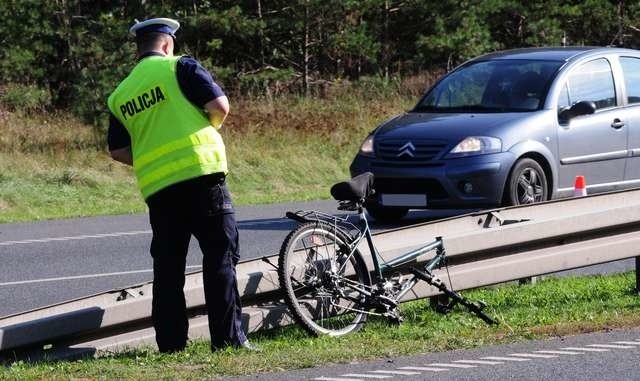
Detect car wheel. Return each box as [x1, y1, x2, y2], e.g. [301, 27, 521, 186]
[365, 205, 409, 223]
[503, 158, 548, 206]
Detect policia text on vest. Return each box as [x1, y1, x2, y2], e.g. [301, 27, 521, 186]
[118, 86, 167, 120]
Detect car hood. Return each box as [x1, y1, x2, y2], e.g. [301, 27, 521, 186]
[375, 112, 529, 141]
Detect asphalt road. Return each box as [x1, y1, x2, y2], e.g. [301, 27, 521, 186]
[0, 200, 461, 317]
[232, 327, 640, 381]
[0, 200, 337, 317]
[0, 201, 634, 317]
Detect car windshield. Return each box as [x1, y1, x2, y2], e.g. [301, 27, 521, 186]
[414, 59, 563, 113]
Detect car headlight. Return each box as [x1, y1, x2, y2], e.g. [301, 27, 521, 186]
[445, 136, 502, 158]
[359, 135, 375, 157]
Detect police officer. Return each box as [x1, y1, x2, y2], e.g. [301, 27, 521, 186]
[107, 18, 251, 353]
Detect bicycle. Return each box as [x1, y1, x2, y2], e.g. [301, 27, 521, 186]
[276, 172, 497, 336]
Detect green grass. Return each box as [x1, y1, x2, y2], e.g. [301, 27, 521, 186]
[0, 151, 142, 221]
[0, 93, 416, 223]
[3, 272, 639, 380]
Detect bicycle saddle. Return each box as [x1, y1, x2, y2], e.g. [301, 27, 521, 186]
[330, 172, 375, 202]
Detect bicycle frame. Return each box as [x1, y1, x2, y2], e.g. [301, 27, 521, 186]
[352, 207, 445, 298]
[287, 206, 445, 298]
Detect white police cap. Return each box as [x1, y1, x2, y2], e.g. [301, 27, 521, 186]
[129, 18, 180, 38]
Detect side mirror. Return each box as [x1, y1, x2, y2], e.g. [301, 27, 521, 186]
[559, 100, 597, 123]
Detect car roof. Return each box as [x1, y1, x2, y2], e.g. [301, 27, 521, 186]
[473, 47, 639, 62]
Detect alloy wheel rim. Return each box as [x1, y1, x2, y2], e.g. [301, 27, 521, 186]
[515, 167, 544, 204]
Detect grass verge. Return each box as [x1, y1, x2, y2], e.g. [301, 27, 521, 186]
[2, 272, 639, 380]
[0, 93, 416, 223]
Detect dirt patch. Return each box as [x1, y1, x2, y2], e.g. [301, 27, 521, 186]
[0, 199, 9, 210]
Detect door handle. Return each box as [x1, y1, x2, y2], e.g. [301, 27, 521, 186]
[611, 119, 625, 129]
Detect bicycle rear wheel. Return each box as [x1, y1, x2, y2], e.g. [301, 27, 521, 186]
[278, 221, 371, 336]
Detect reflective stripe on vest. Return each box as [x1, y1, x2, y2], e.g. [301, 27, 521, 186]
[135, 126, 225, 192]
[107, 55, 228, 199]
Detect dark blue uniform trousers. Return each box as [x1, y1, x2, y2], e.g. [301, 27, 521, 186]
[146, 174, 247, 353]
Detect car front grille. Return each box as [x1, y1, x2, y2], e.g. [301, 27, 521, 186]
[373, 178, 448, 199]
[376, 139, 448, 162]
[370, 161, 444, 168]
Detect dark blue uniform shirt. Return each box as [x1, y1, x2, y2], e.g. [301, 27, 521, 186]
[107, 52, 225, 151]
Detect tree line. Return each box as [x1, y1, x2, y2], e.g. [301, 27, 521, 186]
[0, 0, 638, 126]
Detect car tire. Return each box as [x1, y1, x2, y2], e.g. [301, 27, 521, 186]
[503, 158, 548, 206]
[365, 205, 409, 223]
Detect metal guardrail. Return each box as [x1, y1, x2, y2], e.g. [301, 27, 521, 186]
[2, 189, 640, 361]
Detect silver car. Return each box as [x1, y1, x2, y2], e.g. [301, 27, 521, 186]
[350, 47, 640, 222]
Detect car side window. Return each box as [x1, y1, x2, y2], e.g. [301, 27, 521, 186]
[619, 56, 640, 105]
[557, 83, 570, 110]
[566, 58, 616, 110]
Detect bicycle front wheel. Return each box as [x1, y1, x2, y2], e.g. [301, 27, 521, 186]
[278, 221, 371, 336]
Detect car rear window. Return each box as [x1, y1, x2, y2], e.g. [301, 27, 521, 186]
[620, 56, 640, 105]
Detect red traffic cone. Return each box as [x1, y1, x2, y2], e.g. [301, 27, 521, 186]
[573, 175, 587, 197]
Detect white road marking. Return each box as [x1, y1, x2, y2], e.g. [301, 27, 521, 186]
[509, 353, 557, 359]
[613, 341, 640, 346]
[0, 265, 202, 286]
[371, 370, 421, 375]
[315, 338, 639, 381]
[314, 377, 364, 381]
[0, 220, 290, 247]
[342, 374, 392, 379]
[428, 363, 477, 368]
[588, 344, 635, 349]
[454, 359, 504, 365]
[397, 366, 449, 372]
[0, 230, 152, 246]
[562, 347, 610, 352]
[314, 340, 620, 381]
[482, 356, 530, 362]
[535, 350, 582, 355]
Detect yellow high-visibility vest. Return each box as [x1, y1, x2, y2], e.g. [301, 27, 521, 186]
[107, 55, 227, 199]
